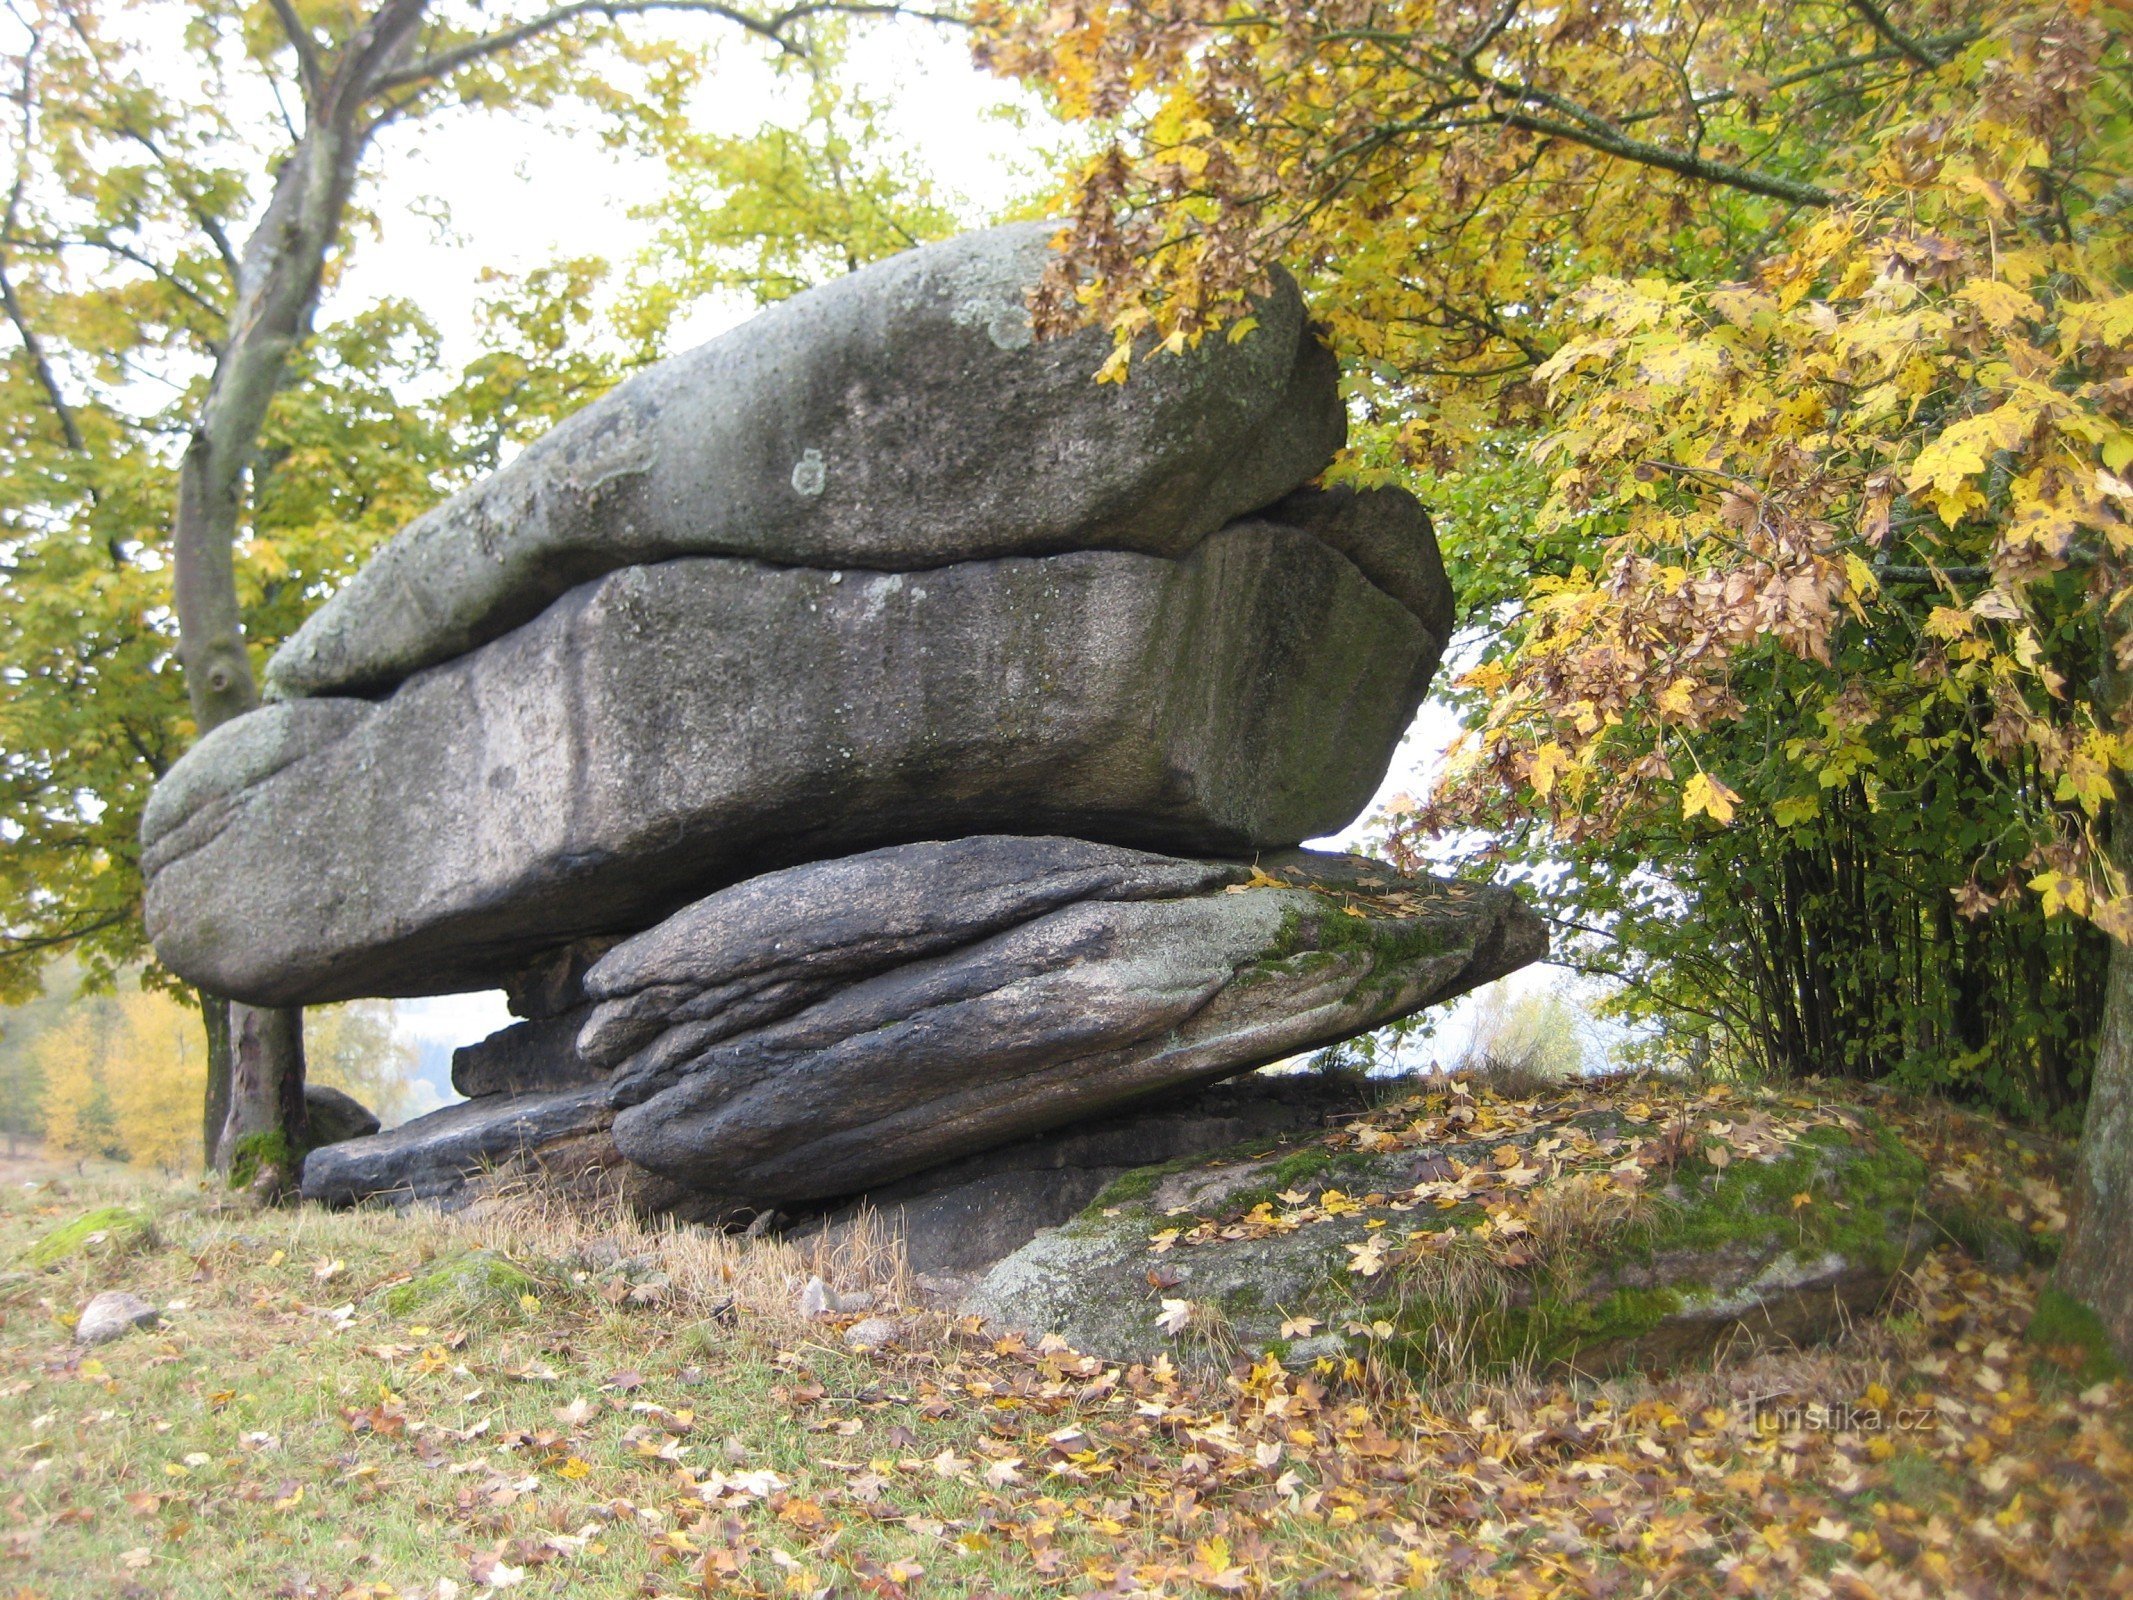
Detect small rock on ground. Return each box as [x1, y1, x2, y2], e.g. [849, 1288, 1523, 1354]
[843, 1316, 901, 1351]
[75, 1290, 157, 1344]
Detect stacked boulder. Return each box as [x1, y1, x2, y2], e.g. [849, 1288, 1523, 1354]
[139, 222, 1544, 1232]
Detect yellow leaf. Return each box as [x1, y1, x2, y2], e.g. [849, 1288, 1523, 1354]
[1682, 771, 1739, 825]
[2029, 870, 2088, 918]
[1527, 740, 1570, 798]
[1957, 278, 2042, 330]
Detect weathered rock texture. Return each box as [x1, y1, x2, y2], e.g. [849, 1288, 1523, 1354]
[303, 1083, 380, 1146]
[265, 221, 1341, 700]
[969, 1094, 1940, 1371]
[789, 1073, 1383, 1282]
[145, 523, 1436, 1006]
[586, 837, 1544, 1203]
[300, 1087, 613, 1207]
[450, 1010, 608, 1099]
[154, 221, 1544, 1229]
[297, 841, 1540, 1210]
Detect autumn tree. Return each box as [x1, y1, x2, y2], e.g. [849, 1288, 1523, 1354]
[981, 0, 2133, 1354]
[35, 1004, 122, 1165]
[0, 0, 955, 1184]
[306, 998, 419, 1126]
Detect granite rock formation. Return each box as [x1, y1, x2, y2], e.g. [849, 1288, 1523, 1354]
[133, 222, 1545, 1225]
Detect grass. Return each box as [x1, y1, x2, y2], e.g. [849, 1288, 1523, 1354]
[1, 1078, 2130, 1599]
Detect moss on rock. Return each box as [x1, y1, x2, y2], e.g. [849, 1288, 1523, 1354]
[974, 1091, 1959, 1377]
[382, 1249, 545, 1317]
[25, 1205, 157, 1269]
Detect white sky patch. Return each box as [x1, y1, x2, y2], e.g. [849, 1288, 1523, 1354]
[337, 19, 1043, 368]
[395, 989, 514, 1047]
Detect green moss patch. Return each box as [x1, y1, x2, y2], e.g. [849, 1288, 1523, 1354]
[381, 1249, 546, 1318]
[1639, 1120, 1930, 1272]
[2027, 1286, 2124, 1383]
[25, 1205, 158, 1269]
[226, 1130, 295, 1191]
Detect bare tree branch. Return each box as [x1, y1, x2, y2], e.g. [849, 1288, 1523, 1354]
[363, 0, 963, 97]
[265, 0, 327, 107]
[1845, 0, 1951, 69]
[1, 28, 84, 453]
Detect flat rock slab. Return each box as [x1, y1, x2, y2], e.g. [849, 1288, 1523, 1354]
[588, 837, 1545, 1204]
[967, 1087, 1938, 1370]
[144, 522, 1434, 1005]
[266, 220, 1340, 699]
[299, 1087, 612, 1207]
[787, 1072, 1384, 1280]
[451, 1009, 610, 1100]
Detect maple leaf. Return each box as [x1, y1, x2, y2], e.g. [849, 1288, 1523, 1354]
[1156, 1298, 1196, 1335]
[1345, 1237, 1389, 1277]
[1681, 771, 1740, 824]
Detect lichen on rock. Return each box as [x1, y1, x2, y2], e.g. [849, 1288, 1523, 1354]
[968, 1077, 2005, 1378]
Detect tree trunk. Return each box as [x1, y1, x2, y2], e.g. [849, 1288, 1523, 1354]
[2059, 802, 2133, 1365]
[199, 989, 231, 1168]
[217, 1002, 309, 1185]
[2060, 598, 2133, 1364]
[169, 87, 377, 1179]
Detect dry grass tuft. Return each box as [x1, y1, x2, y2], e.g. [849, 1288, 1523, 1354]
[438, 1183, 916, 1342]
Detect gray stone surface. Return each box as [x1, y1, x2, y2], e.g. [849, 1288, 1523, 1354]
[451, 1009, 610, 1099]
[144, 524, 1434, 1006]
[594, 839, 1545, 1203]
[966, 1121, 1928, 1371]
[788, 1072, 1380, 1279]
[298, 1087, 612, 1206]
[303, 1083, 380, 1146]
[265, 221, 1342, 700]
[1268, 486, 1453, 643]
[75, 1290, 158, 1344]
[578, 835, 1241, 1071]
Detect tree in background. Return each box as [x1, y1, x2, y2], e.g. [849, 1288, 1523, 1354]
[620, 24, 971, 342]
[980, 0, 2133, 1354]
[306, 999, 418, 1127]
[0, 0, 955, 1184]
[35, 1003, 121, 1165]
[103, 986, 205, 1174]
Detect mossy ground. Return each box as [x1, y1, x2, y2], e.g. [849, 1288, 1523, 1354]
[380, 1248, 546, 1316]
[22, 1204, 157, 1269]
[1375, 1113, 1936, 1374]
[2030, 1285, 2126, 1384]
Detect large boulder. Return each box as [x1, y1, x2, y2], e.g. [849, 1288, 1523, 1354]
[787, 1072, 1386, 1283]
[265, 221, 1342, 700]
[968, 1082, 1947, 1372]
[586, 837, 1545, 1204]
[296, 840, 1542, 1211]
[143, 521, 1439, 1005]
